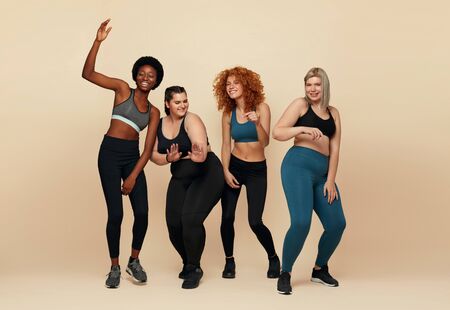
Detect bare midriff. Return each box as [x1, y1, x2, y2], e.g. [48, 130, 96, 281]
[294, 134, 330, 157]
[105, 119, 140, 140]
[232, 142, 265, 162]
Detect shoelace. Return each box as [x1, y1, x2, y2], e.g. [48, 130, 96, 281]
[129, 261, 144, 272]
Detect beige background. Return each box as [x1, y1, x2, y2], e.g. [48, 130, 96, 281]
[1, 0, 449, 309]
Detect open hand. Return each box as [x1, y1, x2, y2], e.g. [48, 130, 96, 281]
[166, 143, 182, 163]
[96, 18, 112, 42]
[188, 143, 204, 162]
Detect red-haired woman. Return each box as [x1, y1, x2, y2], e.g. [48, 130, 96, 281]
[213, 67, 280, 279]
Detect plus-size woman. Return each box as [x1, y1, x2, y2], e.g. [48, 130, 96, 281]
[273, 68, 346, 294]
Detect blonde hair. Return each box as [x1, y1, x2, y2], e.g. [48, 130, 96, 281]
[304, 67, 330, 109]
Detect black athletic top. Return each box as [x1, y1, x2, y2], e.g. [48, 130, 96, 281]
[157, 117, 192, 157]
[295, 104, 336, 138]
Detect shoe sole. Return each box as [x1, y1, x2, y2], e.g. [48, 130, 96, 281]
[267, 273, 280, 279]
[277, 289, 292, 295]
[311, 277, 338, 287]
[126, 268, 147, 284]
[222, 274, 235, 279]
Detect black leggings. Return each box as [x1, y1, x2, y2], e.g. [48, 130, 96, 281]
[220, 154, 276, 258]
[98, 135, 148, 259]
[166, 152, 224, 267]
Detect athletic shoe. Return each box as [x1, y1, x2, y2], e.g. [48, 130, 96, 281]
[182, 265, 204, 289]
[126, 258, 147, 283]
[222, 257, 236, 279]
[267, 255, 281, 278]
[311, 265, 339, 287]
[277, 271, 292, 295]
[178, 264, 189, 279]
[105, 265, 121, 288]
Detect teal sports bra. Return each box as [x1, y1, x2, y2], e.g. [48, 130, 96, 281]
[230, 108, 258, 143]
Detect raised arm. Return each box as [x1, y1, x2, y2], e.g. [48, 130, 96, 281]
[185, 112, 208, 163]
[81, 19, 128, 94]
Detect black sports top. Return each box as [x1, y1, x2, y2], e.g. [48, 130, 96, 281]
[157, 117, 192, 157]
[295, 104, 336, 138]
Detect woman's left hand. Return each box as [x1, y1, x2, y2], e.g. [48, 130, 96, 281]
[244, 111, 260, 126]
[122, 176, 136, 195]
[323, 180, 339, 204]
[188, 143, 204, 162]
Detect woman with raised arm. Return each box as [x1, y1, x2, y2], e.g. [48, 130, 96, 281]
[82, 19, 163, 288]
[272, 68, 346, 295]
[213, 67, 280, 279]
[150, 86, 224, 289]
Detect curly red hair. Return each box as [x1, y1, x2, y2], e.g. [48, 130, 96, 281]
[213, 66, 265, 113]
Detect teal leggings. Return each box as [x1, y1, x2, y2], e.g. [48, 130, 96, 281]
[281, 146, 346, 272]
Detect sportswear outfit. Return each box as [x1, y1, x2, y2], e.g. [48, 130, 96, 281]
[98, 89, 150, 259]
[281, 104, 346, 273]
[220, 108, 277, 259]
[157, 117, 224, 268]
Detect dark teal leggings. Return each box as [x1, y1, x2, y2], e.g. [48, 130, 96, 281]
[281, 146, 346, 272]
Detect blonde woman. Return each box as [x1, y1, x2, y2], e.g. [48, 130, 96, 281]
[273, 68, 346, 294]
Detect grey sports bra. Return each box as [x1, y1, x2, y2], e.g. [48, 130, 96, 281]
[111, 89, 151, 132]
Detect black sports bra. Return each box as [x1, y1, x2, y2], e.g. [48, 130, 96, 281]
[295, 104, 336, 138]
[157, 117, 192, 157]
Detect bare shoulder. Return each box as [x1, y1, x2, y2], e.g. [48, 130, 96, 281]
[185, 112, 204, 126]
[222, 110, 231, 122]
[257, 102, 270, 113]
[328, 105, 340, 119]
[150, 104, 161, 115]
[287, 97, 308, 115]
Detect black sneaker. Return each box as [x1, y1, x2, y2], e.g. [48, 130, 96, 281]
[277, 271, 292, 295]
[126, 258, 147, 283]
[178, 264, 189, 279]
[267, 255, 280, 278]
[105, 265, 121, 288]
[182, 265, 204, 289]
[222, 257, 236, 279]
[311, 265, 339, 287]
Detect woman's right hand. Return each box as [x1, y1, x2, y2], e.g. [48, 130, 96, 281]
[96, 18, 112, 42]
[166, 143, 182, 163]
[302, 127, 323, 140]
[224, 170, 240, 189]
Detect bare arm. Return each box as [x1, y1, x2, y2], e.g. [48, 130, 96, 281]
[221, 111, 240, 188]
[326, 107, 341, 184]
[221, 111, 232, 171]
[185, 113, 208, 163]
[323, 106, 342, 204]
[245, 103, 270, 147]
[81, 19, 129, 97]
[272, 98, 310, 141]
[121, 106, 161, 194]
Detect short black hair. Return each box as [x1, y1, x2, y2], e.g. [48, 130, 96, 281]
[164, 86, 186, 115]
[132, 56, 164, 90]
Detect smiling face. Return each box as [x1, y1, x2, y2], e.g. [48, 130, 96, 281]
[135, 65, 157, 91]
[165, 92, 189, 118]
[226, 75, 244, 100]
[305, 76, 322, 104]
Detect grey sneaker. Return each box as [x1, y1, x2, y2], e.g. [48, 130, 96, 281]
[105, 265, 121, 288]
[126, 258, 147, 283]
